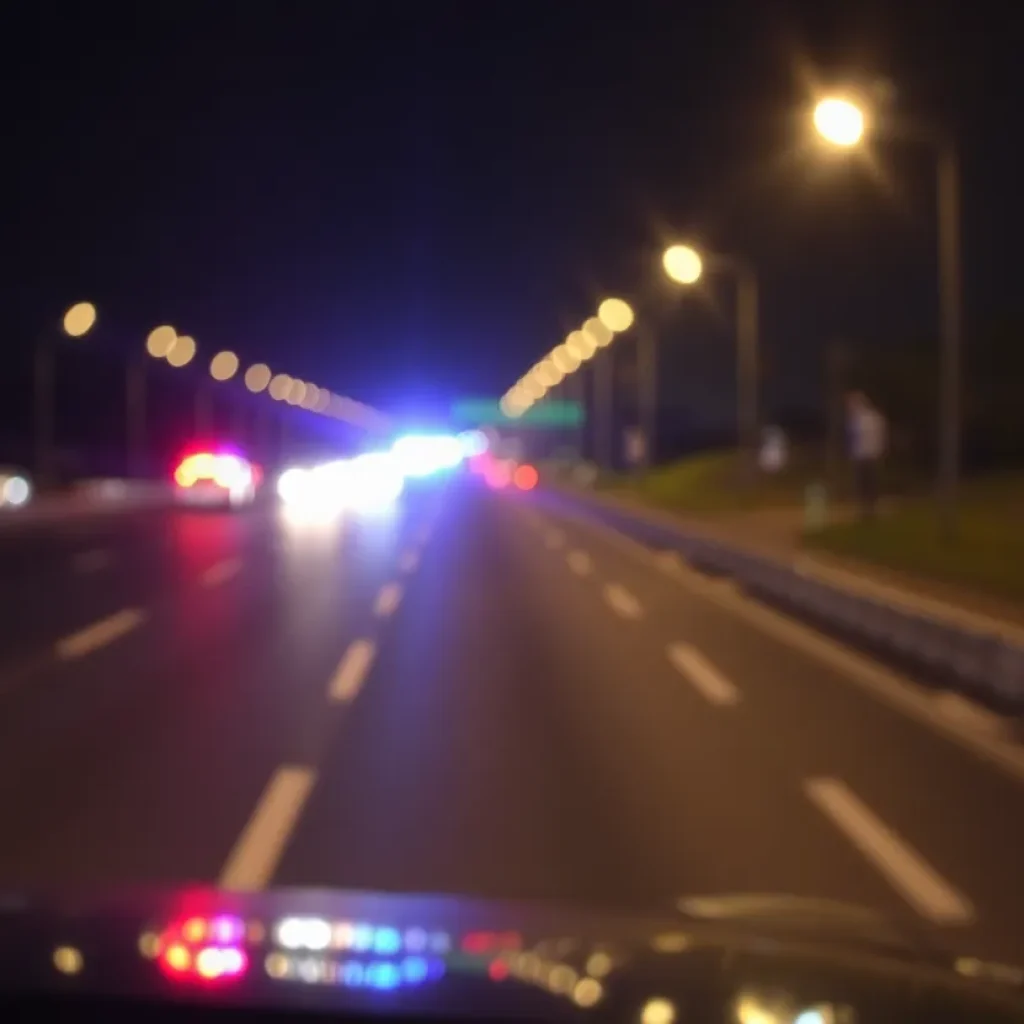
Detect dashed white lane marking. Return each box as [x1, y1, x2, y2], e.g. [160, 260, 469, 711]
[566, 550, 593, 577]
[554, 505, 1024, 788]
[398, 549, 419, 574]
[805, 777, 974, 925]
[329, 639, 376, 702]
[55, 609, 147, 660]
[603, 583, 643, 620]
[374, 582, 403, 618]
[666, 643, 740, 705]
[219, 765, 317, 892]
[201, 558, 242, 588]
[72, 549, 110, 573]
[544, 528, 566, 550]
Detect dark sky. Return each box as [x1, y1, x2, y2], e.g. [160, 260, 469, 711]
[4, 1, 1020, 431]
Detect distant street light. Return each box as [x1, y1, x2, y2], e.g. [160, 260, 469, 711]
[597, 298, 634, 334]
[301, 383, 321, 410]
[551, 343, 581, 374]
[210, 350, 240, 381]
[662, 244, 703, 285]
[146, 325, 176, 358]
[269, 373, 292, 401]
[286, 379, 307, 406]
[582, 316, 613, 348]
[813, 92, 962, 537]
[535, 358, 563, 388]
[662, 243, 759, 473]
[62, 302, 97, 338]
[166, 334, 196, 368]
[566, 329, 596, 361]
[244, 363, 272, 393]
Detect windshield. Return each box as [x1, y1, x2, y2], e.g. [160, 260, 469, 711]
[4, 2, 1022, 1015]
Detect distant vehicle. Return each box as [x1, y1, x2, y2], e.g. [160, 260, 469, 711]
[0, 467, 32, 509]
[173, 450, 258, 509]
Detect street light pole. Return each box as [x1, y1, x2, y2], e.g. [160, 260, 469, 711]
[195, 385, 213, 436]
[637, 326, 657, 469]
[126, 359, 146, 477]
[594, 349, 614, 471]
[33, 341, 55, 483]
[937, 141, 962, 540]
[736, 265, 760, 475]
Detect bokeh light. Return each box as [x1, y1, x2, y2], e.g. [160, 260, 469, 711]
[597, 297, 634, 333]
[813, 96, 865, 147]
[567, 329, 596, 360]
[63, 302, 97, 338]
[245, 363, 272, 393]
[269, 373, 292, 400]
[662, 244, 703, 285]
[582, 315, 613, 348]
[551, 344, 581, 374]
[210, 350, 240, 381]
[286, 379, 307, 406]
[146, 325, 176, 358]
[166, 334, 196, 367]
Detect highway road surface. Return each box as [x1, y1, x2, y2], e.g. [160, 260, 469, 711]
[0, 476, 1021, 966]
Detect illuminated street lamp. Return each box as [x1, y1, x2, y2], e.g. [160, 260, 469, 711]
[813, 92, 962, 537]
[268, 373, 292, 401]
[210, 350, 240, 382]
[663, 243, 760, 472]
[146, 325, 176, 359]
[582, 316, 613, 349]
[62, 302, 97, 338]
[166, 334, 196, 368]
[662, 244, 703, 285]
[597, 298, 634, 334]
[566, 329, 596, 361]
[551, 343, 581, 374]
[244, 363, 272, 393]
[813, 97, 865, 148]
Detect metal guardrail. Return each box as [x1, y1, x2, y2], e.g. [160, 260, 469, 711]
[550, 486, 1024, 716]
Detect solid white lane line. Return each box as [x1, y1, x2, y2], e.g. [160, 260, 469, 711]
[603, 583, 643, 620]
[72, 549, 111, 573]
[55, 609, 147, 660]
[329, 639, 376, 702]
[374, 582, 403, 618]
[201, 558, 242, 588]
[398, 549, 419, 574]
[219, 765, 317, 892]
[805, 777, 974, 924]
[566, 550, 593, 577]
[666, 643, 740, 706]
[544, 527, 566, 550]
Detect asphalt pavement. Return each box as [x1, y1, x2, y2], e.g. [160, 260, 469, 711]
[0, 477, 1021, 966]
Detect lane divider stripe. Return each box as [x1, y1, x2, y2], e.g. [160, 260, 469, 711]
[219, 765, 317, 892]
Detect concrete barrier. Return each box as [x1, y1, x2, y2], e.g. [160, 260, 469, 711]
[0, 479, 174, 527]
[544, 483, 1024, 716]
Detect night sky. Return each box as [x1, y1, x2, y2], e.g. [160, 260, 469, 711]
[4, 2, 1019, 443]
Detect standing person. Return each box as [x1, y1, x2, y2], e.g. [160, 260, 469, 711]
[846, 391, 887, 519]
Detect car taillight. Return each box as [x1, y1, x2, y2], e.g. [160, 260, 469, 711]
[174, 452, 251, 489]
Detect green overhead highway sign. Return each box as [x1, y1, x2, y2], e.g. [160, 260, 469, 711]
[451, 398, 585, 428]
